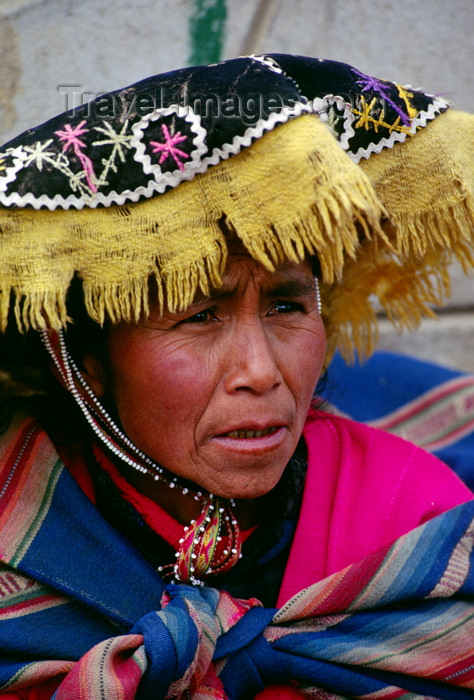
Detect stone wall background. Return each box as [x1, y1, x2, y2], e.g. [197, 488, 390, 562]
[1, 0, 473, 370]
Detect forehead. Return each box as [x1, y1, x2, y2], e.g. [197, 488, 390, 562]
[198, 252, 315, 301]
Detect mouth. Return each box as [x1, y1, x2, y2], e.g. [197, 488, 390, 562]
[210, 423, 289, 458]
[223, 426, 280, 439]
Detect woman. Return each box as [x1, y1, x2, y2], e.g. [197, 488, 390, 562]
[0, 54, 473, 699]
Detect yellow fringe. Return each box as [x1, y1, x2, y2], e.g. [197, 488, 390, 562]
[360, 110, 474, 258]
[324, 243, 455, 363]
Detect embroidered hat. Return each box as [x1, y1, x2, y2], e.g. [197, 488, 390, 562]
[0, 54, 473, 359]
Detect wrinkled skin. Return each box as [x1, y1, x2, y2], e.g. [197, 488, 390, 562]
[84, 251, 326, 524]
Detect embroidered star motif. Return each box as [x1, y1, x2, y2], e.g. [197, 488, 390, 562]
[55, 121, 88, 151]
[353, 69, 412, 127]
[93, 120, 133, 163]
[55, 120, 97, 193]
[353, 96, 412, 135]
[22, 140, 55, 171]
[150, 124, 190, 171]
[354, 96, 381, 132]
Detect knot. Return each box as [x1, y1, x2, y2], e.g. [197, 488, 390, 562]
[215, 606, 280, 697]
[130, 584, 264, 698]
[130, 584, 291, 698]
[130, 584, 220, 697]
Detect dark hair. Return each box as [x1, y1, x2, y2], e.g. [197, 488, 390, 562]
[63, 275, 109, 369]
[0, 276, 107, 444]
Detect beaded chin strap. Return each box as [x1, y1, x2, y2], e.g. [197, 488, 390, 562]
[314, 277, 322, 315]
[40, 328, 242, 585]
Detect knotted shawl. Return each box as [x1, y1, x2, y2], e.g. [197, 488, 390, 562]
[0, 414, 473, 699]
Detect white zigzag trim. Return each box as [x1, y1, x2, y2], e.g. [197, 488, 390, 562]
[198, 100, 313, 166]
[247, 54, 284, 74]
[130, 105, 208, 192]
[312, 95, 356, 152]
[0, 146, 28, 195]
[350, 94, 450, 164]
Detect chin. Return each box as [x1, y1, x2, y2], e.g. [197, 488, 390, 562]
[205, 467, 286, 501]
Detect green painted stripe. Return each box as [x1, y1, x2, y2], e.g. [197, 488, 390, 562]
[0, 587, 50, 608]
[188, 0, 227, 66]
[10, 458, 64, 567]
[0, 662, 35, 690]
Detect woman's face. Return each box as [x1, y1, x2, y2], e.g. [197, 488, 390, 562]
[90, 252, 326, 500]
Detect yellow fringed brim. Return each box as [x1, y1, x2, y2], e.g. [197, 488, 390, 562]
[326, 109, 474, 361]
[0, 114, 384, 330]
[359, 110, 474, 265]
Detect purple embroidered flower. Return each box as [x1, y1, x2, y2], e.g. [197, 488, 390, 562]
[352, 69, 411, 126]
[55, 121, 98, 193]
[150, 124, 190, 171]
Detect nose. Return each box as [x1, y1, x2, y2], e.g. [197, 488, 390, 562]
[223, 319, 282, 395]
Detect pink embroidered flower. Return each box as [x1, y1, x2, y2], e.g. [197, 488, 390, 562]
[150, 123, 190, 171]
[55, 120, 98, 193]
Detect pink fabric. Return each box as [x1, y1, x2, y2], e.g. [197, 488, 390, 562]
[278, 409, 473, 606]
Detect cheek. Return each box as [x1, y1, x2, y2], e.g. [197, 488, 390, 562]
[140, 356, 199, 412]
[108, 339, 214, 447]
[285, 320, 326, 405]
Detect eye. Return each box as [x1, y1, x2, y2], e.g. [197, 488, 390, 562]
[181, 307, 218, 324]
[268, 301, 305, 315]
